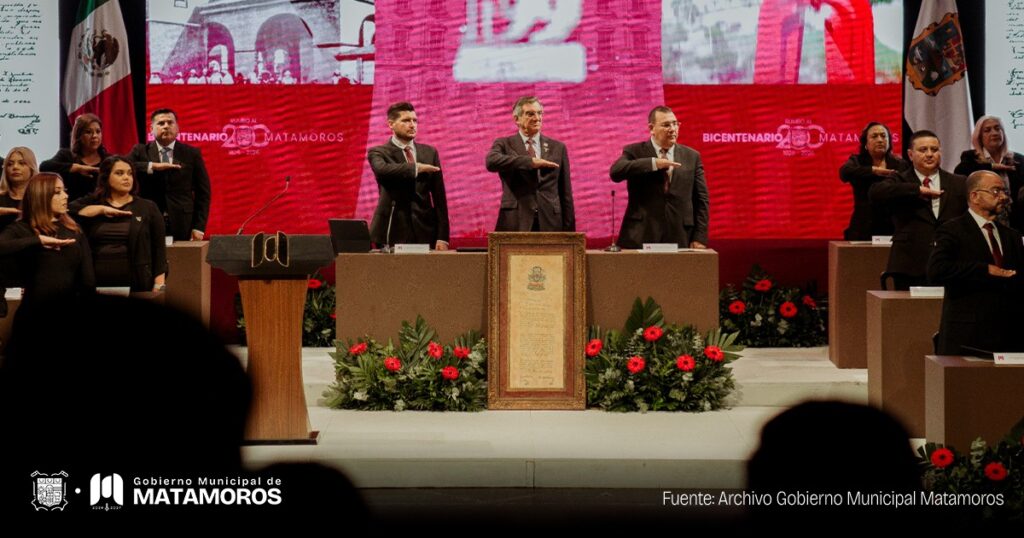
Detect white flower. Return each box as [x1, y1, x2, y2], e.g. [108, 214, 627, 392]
[394, 399, 406, 411]
[353, 390, 368, 401]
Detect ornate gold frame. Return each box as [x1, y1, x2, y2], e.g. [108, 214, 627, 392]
[487, 232, 586, 409]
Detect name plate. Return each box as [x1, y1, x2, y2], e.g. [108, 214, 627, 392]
[994, 353, 1024, 365]
[871, 236, 893, 245]
[642, 243, 679, 252]
[909, 286, 944, 297]
[4, 287, 23, 300]
[97, 287, 132, 297]
[394, 244, 431, 254]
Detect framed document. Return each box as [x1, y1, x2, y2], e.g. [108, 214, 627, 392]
[487, 232, 586, 409]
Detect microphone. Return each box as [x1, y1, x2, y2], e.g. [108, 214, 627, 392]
[237, 176, 290, 235]
[380, 201, 397, 253]
[604, 190, 621, 252]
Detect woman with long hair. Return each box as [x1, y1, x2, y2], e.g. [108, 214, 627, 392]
[0, 173, 94, 304]
[954, 115, 1024, 231]
[0, 146, 37, 230]
[839, 122, 910, 240]
[69, 156, 166, 291]
[40, 113, 110, 202]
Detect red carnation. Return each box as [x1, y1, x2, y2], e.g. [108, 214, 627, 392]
[801, 295, 817, 309]
[728, 300, 746, 315]
[984, 461, 1007, 481]
[754, 279, 772, 292]
[626, 356, 646, 374]
[676, 354, 695, 372]
[427, 341, 444, 359]
[329, 313, 337, 320]
[308, 278, 323, 289]
[349, 342, 367, 355]
[930, 447, 954, 468]
[383, 356, 402, 372]
[453, 346, 471, 359]
[643, 326, 663, 342]
[441, 365, 459, 380]
[779, 301, 798, 318]
[704, 345, 724, 362]
[585, 338, 603, 357]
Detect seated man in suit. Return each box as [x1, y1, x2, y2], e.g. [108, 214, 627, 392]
[128, 108, 212, 241]
[485, 96, 575, 232]
[869, 130, 967, 290]
[609, 106, 709, 249]
[927, 170, 1024, 355]
[367, 101, 450, 250]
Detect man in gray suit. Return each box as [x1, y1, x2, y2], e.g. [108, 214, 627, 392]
[485, 96, 575, 232]
[367, 102, 449, 249]
[609, 106, 710, 249]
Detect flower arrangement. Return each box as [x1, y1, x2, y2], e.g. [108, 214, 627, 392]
[237, 272, 336, 347]
[585, 297, 743, 412]
[324, 316, 487, 411]
[719, 264, 827, 347]
[917, 420, 1024, 523]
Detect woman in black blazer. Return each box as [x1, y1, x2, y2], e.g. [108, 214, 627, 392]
[839, 122, 910, 240]
[954, 115, 1024, 232]
[40, 113, 110, 202]
[0, 172, 95, 305]
[69, 156, 167, 292]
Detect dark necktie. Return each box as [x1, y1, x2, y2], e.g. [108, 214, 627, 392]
[660, 148, 671, 193]
[526, 138, 536, 158]
[160, 146, 171, 163]
[984, 222, 1004, 267]
[403, 146, 414, 164]
[922, 176, 931, 188]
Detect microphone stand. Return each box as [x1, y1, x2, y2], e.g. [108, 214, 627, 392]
[380, 201, 396, 253]
[237, 176, 290, 235]
[604, 190, 621, 252]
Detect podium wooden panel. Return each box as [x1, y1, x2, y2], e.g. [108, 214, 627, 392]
[166, 241, 211, 326]
[239, 279, 310, 441]
[828, 241, 890, 368]
[925, 356, 1024, 449]
[866, 291, 942, 437]
[335, 250, 720, 342]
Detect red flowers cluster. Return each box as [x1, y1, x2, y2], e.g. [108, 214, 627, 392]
[427, 341, 444, 359]
[779, 301, 798, 319]
[704, 345, 724, 362]
[349, 342, 367, 355]
[585, 338, 603, 357]
[801, 295, 817, 309]
[754, 279, 772, 292]
[441, 365, 460, 380]
[643, 326, 663, 342]
[453, 346, 471, 359]
[383, 356, 401, 372]
[728, 300, 746, 315]
[676, 354, 695, 372]
[984, 461, 1007, 481]
[929, 447, 954, 468]
[626, 356, 646, 374]
[308, 278, 323, 289]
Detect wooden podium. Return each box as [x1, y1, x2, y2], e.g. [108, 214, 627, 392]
[208, 234, 333, 443]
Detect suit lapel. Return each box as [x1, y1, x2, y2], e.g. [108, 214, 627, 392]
[148, 142, 159, 163]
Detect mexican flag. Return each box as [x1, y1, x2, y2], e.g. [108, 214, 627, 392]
[62, 0, 136, 154]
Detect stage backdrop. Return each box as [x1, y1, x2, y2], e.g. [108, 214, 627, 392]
[145, 0, 902, 241]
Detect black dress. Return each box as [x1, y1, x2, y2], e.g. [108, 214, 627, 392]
[839, 154, 910, 240]
[69, 196, 167, 291]
[40, 148, 109, 203]
[0, 222, 95, 305]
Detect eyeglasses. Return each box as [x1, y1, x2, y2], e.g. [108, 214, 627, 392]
[974, 187, 1009, 197]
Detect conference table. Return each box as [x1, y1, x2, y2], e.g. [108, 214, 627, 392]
[334, 250, 720, 342]
[925, 355, 1024, 450]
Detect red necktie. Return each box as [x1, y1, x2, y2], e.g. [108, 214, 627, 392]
[984, 222, 1004, 267]
[660, 148, 671, 193]
[526, 138, 536, 158]
[923, 176, 932, 188]
[403, 146, 414, 164]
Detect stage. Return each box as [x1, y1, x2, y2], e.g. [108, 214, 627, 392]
[240, 346, 867, 490]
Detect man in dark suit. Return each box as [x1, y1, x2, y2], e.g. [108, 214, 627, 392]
[609, 106, 710, 249]
[128, 108, 211, 241]
[485, 96, 575, 232]
[869, 130, 968, 290]
[367, 102, 449, 249]
[927, 170, 1024, 354]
